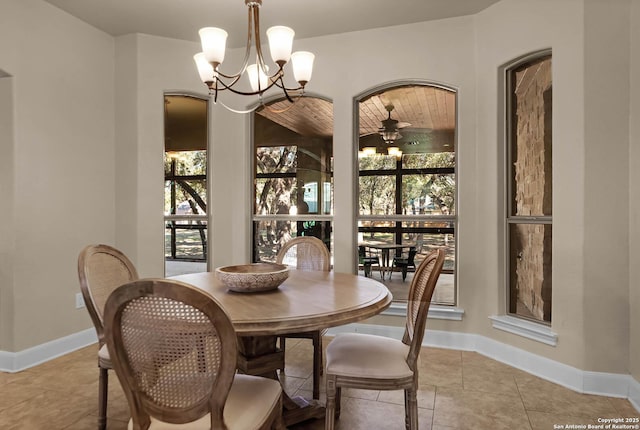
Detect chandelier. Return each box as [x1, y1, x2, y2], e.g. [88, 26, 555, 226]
[193, 0, 315, 112]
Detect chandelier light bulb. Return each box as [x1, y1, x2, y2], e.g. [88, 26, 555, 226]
[193, 52, 214, 83]
[247, 64, 270, 92]
[266, 26, 295, 65]
[291, 51, 315, 85]
[198, 27, 228, 66]
[387, 146, 403, 158]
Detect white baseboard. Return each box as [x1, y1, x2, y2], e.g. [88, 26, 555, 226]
[0, 328, 97, 373]
[328, 323, 640, 411]
[2, 324, 639, 414]
[630, 377, 640, 412]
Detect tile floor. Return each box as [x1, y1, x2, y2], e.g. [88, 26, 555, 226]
[0, 338, 638, 429]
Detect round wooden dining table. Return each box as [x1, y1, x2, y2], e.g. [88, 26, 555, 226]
[171, 269, 393, 335]
[171, 268, 392, 425]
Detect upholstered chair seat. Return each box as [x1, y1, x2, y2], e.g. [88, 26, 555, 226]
[126, 374, 282, 430]
[97, 344, 111, 368]
[326, 333, 412, 379]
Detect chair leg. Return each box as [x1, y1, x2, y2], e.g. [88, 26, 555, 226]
[325, 376, 337, 430]
[402, 267, 408, 281]
[278, 336, 286, 372]
[405, 387, 418, 430]
[98, 367, 109, 430]
[312, 333, 322, 400]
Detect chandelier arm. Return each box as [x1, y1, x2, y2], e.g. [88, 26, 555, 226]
[213, 72, 282, 96]
[213, 99, 260, 114]
[253, 5, 267, 69]
[279, 75, 295, 103]
[211, 4, 255, 82]
[271, 78, 304, 93]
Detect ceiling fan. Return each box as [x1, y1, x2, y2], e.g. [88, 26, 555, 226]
[378, 104, 411, 145]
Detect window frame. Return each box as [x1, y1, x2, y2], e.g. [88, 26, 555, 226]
[353, 80, 459, 306]
[163, 92, 210, 273]
[250, 95, 334, 264]
[504, 50, 553, 325]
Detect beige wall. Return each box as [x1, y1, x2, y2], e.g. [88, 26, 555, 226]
[583, 0, 631, 374]
[0, 76, 15, 351]
[469, 0, 589, 366]
[629, 0, 640, 382]
[0, 0, 116, 351]
[0, 0, 637, 387]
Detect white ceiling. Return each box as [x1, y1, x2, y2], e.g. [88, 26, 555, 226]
[43, 0, 500, 48]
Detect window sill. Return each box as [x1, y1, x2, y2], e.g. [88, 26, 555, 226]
[489, 315, 557, 346]
[384, 302, 464, 320]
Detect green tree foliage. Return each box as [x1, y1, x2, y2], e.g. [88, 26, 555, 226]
[164, 150, 207, 214]
[358, 152, 455, 216]
[255, 146, 297, 215]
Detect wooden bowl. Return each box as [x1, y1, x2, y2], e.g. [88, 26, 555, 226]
[215, 263, 289, 293]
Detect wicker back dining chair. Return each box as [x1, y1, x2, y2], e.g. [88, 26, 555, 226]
[104, 278, 284, 430]
[276, 235, 330, 399]
[77, 244, 139, 430]
[324, 248, 445, 430]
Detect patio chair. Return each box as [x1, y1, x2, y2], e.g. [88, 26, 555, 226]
[77, 244, 139, 430]
[393, 246, 418, 281]
[103, 278, 284, 430]
[324, 248, 445, 430]
[276, 235, 330, 400]
[358, 245, 380, 278]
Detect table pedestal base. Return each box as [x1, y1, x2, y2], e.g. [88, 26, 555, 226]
[237, 335, 325, 426]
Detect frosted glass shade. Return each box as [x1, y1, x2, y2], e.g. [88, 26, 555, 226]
[291, 51, 315, 84]
[266, 26, 294, 64]
[247, 64, 270, 92]
[193, 53, 214, 83]
[199, 27, 228, 64]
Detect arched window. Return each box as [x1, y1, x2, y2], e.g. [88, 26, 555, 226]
[505, 51, 553, 323]
[251, 96, 334, 263]
[163, 93, 209, 276]
[355, 82, 457, 305]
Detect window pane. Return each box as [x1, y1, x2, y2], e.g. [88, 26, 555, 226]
[255, 178, 297, 215]
[403, 152, 454, 169]
[358, 175, 395, 215]
[358, 154, 397, 170]
[253, 220, 332, 263]
[165, 220, 207, 260]
[399, 226, 455, 272]
[402, 174, 455, 215]
[256, 146, 297, 174]
[510, 56, 552, 217]
[164, 180, 207, 215]
[509, 223, 552, 322]
[164, 151, 207, 176]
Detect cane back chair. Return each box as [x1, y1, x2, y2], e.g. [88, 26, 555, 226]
[275, 235, 330, 400]
[103, 278, 284, 430]
[78, 244, 139, 430]
[324, 248, 445, 430]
